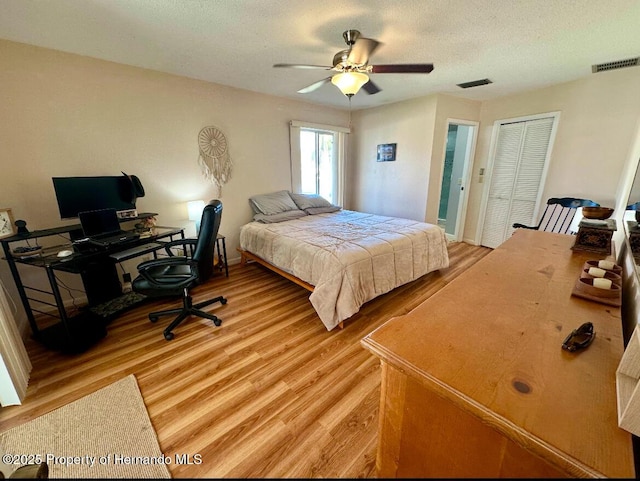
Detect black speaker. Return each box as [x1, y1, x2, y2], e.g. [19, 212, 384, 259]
[14, 219, 29, 235]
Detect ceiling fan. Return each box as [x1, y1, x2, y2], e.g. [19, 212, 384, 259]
[274, 29, 434, 98]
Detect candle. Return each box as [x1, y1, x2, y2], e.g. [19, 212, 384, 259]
[598, 260, 616, 270]
[588, 267, 607, 278]
[593, 278, 612, 289]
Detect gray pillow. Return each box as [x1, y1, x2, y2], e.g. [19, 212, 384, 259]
[289, 193, 334, 211]
[253, 209, 307, 223]
[249, 190, 299, 215]
[305, 206, 342, 215]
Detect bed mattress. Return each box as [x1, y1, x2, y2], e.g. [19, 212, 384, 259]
[239, 209, 449, 330]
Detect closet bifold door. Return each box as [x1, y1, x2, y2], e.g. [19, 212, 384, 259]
[480, 116, 556, 249]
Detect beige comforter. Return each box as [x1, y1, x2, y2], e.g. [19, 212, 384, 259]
[239, 210, 449, 330]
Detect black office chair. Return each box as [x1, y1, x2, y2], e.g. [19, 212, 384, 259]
[512, 197, 599, 234]
[132, 199, 227, 340]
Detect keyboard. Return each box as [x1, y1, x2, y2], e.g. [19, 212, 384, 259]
[88, 231, 140, 247]
[109, 242, 164, 261]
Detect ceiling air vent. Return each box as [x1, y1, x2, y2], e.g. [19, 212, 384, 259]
[457, 78, 492, 89]
[592, 57, 640, 73]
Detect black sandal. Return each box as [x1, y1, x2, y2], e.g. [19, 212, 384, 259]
[562, 322, 595, 352]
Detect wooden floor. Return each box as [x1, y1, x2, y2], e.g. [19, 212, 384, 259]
[1, 241, 491, 478]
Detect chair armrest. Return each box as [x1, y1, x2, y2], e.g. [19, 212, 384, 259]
[136, 256, 197, 288]
[512, 223, 537, 230]
[160, 238, 198, 257]
[136, 256, 190, 271]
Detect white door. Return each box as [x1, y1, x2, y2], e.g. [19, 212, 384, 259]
[479, 114, 559, 248]
[438, 120, 478, 241]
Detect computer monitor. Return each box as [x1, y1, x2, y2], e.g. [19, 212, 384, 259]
[52, 176, 137, 219]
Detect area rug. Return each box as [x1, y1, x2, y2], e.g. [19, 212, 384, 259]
[0, 374, 171, 479]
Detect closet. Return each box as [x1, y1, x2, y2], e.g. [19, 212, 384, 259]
[480, 114, 559, 248]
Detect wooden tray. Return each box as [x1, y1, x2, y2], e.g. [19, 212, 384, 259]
[571, 277, 621, 307]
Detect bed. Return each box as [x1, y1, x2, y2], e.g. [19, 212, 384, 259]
[238, 190, 450, 331]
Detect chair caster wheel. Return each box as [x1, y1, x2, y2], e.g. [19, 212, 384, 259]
[221, 298, 228, 305]
[213, 318, 222, 326]
[150, 316, 159, 323]
[164, 332, 174, 341]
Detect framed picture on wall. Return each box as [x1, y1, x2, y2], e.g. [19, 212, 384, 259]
[0, 208, 16, 238]
[377, 143, 397, 162]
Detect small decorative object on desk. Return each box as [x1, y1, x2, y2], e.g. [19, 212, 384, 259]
[562, 322, 595, 352]
[572, 218, 617, 254]
[584, 259, 623, 275]
[580, 265, 622, 284]
[0, 208, 16, 239]
[135, 216, 157, 232]
[581, 206, 614, 220]
[571, 259, 622, 306]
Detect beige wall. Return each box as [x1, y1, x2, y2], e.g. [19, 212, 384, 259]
[351, 67, 640, 247]
[350, 93, 485, 224]
[426, 95, 482, 224]
[350, 95, 437, 221]
[0, 39, 349, 332]
[466, 67, 640, 245]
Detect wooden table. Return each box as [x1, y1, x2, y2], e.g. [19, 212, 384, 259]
[361, 229, 635, 478]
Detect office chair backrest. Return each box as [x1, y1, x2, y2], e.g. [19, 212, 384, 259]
[193, 199, 223, 282]
[538, 197, 599, 234]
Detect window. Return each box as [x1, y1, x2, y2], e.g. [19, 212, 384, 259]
[290, 121, 350, 207]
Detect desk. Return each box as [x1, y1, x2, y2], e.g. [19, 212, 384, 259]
[361, 229, 634, 478]
[1, 219, 184, 352]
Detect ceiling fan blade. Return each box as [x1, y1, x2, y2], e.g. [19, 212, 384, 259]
[362, 79, 381, 95]
[297, 77, 332, 94]
[348, 37, 380, 65]
[274, 63, 332, 70]
[371, 64, 434, 74]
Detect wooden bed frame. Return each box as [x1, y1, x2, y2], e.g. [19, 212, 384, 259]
[237, 248, 344, 328]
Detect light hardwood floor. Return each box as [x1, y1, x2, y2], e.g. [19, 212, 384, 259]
[1, 241, 491, 478]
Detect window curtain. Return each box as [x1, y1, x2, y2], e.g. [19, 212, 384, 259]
[289, 120, 350, 208]
[0, 283, 31, 406]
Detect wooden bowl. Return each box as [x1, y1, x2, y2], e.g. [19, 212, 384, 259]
[581, 268, 621, 284]
[575, 277, 621, 298]
[583, 260, 622, 275]
[582, 206, 614, 220]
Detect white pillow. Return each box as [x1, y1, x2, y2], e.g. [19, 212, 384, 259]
[289, 193, 335, 211]
[249, 190, 299, 215]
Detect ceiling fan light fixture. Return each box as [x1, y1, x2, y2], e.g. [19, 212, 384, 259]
[331, 72, 369, 97]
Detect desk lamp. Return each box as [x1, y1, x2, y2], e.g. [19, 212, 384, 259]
[187, 200, 206, 234]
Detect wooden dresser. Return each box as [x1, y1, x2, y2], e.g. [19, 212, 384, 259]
[361, 229, 635, 478]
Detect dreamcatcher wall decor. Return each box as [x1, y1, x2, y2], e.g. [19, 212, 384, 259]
[198, 125, 232, 196]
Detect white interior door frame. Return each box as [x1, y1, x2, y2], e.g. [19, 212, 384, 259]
[475, 111, 561, 246]
[438, 118, 479, 241]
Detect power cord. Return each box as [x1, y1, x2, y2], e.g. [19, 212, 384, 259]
[53, 274, 84, 312]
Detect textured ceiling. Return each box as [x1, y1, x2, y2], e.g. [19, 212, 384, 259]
[1, 0, 639, 110]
